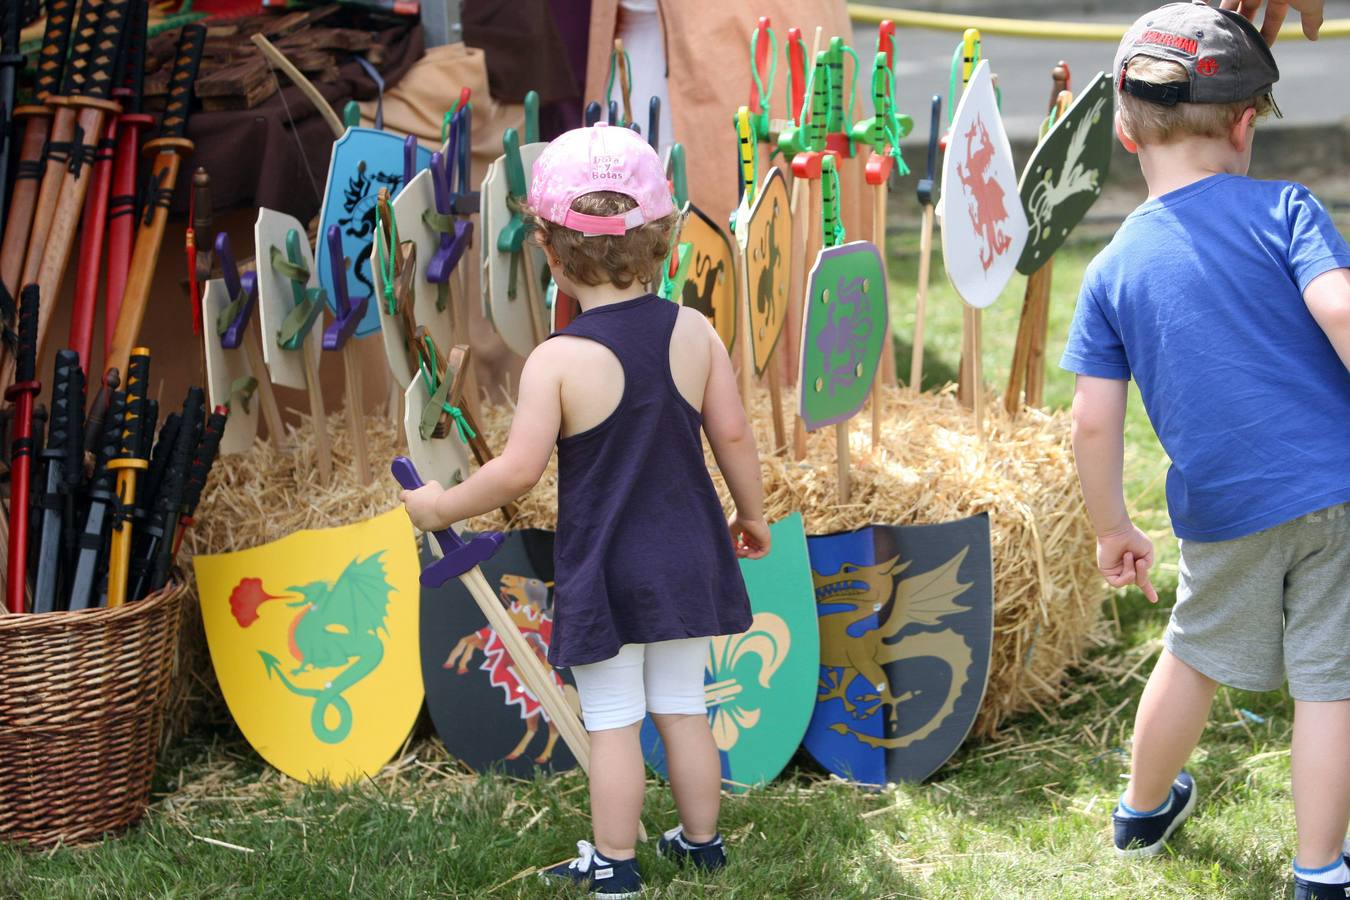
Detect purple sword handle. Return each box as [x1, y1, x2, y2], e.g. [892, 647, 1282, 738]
[403, 133, 419, 188]
[322, 224, 366, 350]
[214, 232, 254, 350]
[390, 456, 505, 585]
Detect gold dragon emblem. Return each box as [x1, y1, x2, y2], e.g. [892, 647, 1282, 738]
[815, 548, 974, 749]
[703, 613, 790, 751]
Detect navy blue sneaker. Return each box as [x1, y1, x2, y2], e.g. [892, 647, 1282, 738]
[656, 825, 727, 872]
[1293, 855, 1350, 900]
[539, 841, 643, 897]
[1112, 772, 1197, 858]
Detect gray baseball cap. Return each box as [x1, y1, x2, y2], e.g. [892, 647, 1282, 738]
[1115, 0, 1282, 115]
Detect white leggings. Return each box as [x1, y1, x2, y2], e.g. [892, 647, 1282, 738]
[569, 638, 708, 732]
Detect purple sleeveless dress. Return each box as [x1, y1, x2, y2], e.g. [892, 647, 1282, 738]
[547, 295, 752, 667]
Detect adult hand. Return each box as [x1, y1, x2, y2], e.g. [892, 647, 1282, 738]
[1096, 522, 1158, 603]
[1220, 0, 1325, 44]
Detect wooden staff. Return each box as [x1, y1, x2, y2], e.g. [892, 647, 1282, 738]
[4, 287, 40, 614]
[955, 31, 981, 425]
[34, 0, 132, 333]
[733, 107, 756, 404]
[0, 0, 23, 222]
[106, 347, 152, 608]
[322, 225, 371, 485]
[103, 1, 156, 357]
[391, 458, 646, 842]
[0, 0, 75, 303]
[105, 24, 206, 380]
[782, 26, 812, 391]
[1005, 63, 1070, 415]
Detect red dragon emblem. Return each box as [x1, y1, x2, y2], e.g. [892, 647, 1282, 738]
[957, 115, 1013, 272]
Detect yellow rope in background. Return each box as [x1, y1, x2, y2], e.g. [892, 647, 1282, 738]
[848, 4, 1350, 40]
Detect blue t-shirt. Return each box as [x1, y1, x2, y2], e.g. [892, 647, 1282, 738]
[1060, 174, 1350, 542]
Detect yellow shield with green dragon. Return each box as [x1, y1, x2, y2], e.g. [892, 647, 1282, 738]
[194, 508, 423, 785]
[804, 515, 993, 784]
[641, 513, 819, 792]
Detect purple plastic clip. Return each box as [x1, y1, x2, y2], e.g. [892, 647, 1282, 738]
[214, 232, 256, 351]
[426, 109, 475, 283]
[322, 224, 369, 351]
[390, 456, 505, 584]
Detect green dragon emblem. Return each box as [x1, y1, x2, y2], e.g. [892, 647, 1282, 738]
[230, 553, 394, 744]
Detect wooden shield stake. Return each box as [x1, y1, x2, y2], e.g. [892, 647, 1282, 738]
[1005, 68, 1112, 413]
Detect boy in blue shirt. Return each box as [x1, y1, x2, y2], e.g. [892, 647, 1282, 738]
[1060, 3, 1350, 895]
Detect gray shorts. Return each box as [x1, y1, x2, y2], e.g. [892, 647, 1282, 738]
[1164, 502, 1350, 701]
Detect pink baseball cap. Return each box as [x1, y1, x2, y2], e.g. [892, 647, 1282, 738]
[528, 123, 676, 236]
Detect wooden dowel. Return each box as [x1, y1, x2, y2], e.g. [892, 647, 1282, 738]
[302, 347, 333, 485]
[767, 362, 785, 453]
[1025, 258, 1055, 408]
[521, 245, 547, 349]
[958, 304, 974, 409]
[972, 308, 986, 443]
[342, 342, 370, 485]
[243, 326, 287, 451]
[835, 419, 850, 504]
[910, 204, 935, 391]
[871, 183, 888, 446]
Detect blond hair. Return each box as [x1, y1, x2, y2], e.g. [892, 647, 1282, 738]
[530, 192, 680, 289]
[1117, 55, 1274, 145]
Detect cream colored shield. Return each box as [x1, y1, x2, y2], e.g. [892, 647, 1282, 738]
[485, 143, 549, 358]
[678, 205, 738, 351]
[940, 60, 1029, 309]
[194, 508, 424, 785]
[392, 167, 456, 351]
[479, 157, 498, 324]
[201, 278, 259, 456]
[373, 217, 419, 390]
[253, 208, 322, 392]
[740, 168, 792, 374]
[402, 370, 472, 507]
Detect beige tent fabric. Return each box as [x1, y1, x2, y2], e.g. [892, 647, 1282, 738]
[585, 1, 867, 239]
[358, 42, 528, 405]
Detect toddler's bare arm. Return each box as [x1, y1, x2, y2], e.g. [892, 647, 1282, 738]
[699, 319, 769, 557]
[402, 345, 562, 531]
[1304, 268, 1350, 371]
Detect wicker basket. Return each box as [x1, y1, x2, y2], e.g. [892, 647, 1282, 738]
[0, 581, 186, 848]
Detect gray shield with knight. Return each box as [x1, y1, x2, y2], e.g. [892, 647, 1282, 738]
[803, 514, 994, 785]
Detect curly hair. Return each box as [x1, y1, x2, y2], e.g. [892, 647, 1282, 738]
[529, 191, 681, 289]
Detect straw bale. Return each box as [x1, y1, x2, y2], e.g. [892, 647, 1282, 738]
[175, 385, 1103, 743]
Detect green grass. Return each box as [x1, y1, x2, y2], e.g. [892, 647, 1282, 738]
[4, 235, 1310, 898]
[0, 598, 1303, 898]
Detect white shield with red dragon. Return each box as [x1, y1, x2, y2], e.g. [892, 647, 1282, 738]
[940, 60, 1028, 309]
[419, 529, 581, 775]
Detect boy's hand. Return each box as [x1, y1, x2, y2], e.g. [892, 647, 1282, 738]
[1097, 522, 1158, 603]
[401, 482, 447, 533]
[730, 515, 771, 560]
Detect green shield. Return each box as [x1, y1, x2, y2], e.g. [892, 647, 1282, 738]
[641, 513, 819, 793]
[1016, 71, 1114, 274]
[798, 241, 889, 431]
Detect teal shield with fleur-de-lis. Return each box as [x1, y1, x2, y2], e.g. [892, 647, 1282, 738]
[641, 514, 819, 793]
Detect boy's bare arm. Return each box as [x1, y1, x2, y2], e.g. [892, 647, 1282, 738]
[1304, 268, 1350, 370]
[699, 320, 769, 558]
[402, 346, 563, 531]
[1071, 375, 1158, 602]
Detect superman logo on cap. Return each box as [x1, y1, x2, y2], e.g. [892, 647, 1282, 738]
[1196, 57, 1219, 76]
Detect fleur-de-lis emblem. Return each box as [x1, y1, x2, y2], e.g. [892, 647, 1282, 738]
[704, 613, 790, 751]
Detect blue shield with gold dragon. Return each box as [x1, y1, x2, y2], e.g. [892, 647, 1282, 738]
[804, 514, 993, 784]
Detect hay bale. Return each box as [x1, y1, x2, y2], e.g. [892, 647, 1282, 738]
[175, 385, 1103, 743]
